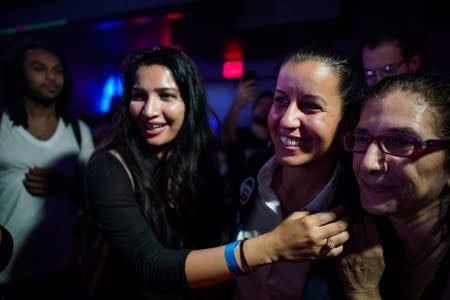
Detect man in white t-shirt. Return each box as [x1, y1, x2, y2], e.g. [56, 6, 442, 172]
[0, 43, 94, 299]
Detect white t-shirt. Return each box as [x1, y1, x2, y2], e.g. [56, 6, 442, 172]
[0, 112, 94, 283]
[235, 156, 340, 300]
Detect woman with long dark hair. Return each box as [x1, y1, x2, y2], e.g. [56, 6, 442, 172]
[86, 46, 350, 299]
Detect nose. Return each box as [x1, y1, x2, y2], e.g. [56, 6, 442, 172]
[46, 69, 57, 81]
[141, 96, 160, 118]
[279, 102, 302, 129]
[359, 142, 387, 174]
[376, 71, 388, 84]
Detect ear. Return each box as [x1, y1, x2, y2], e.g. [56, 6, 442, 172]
[408, 54, 422, 72]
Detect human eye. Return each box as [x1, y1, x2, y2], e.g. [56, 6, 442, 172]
[273, 95, 289, 105]
[353, 133, 372, 147]
[31, 63, 45, 72]
[344, 132, 371, 152]
[381, 135, 414, 155]
[300, 101, 323, 113]
[365, 69, 375, 78]
[383, 65, 394, 74]
[159, 92, 177, 100]
[54, 66, 64, 74]
[131, 89, 147, 101]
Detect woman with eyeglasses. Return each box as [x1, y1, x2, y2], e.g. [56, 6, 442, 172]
[339, 73, 450, 299]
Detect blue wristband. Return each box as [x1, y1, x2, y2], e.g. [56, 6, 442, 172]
[225, 240, 246, 275]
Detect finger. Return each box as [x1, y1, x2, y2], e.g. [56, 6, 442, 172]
[327, 230, 350, 248]
[286, 210, 310, 220]
[23, 181, 48, 195]
[30, 167, 49, 176]
[23, 179, 48, 191]
[317, 227, 349, 257]
[310, 207, 347, 226]
[25, 173, 48, 184]
[318, 218, 349, 240]
[320, 245, 344, 258]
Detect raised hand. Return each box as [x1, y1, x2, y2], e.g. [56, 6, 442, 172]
[337, 215, 384, 300]
[234, 79, 258, 109]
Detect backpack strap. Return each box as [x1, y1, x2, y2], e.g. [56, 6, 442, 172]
[71, 119, 82, 149]
[109, 150, 136, 191]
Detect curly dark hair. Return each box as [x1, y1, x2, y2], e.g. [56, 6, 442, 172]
[2, 42, 73, 127]
[101, 46, 225, 249]
[361, 30, 422, 62]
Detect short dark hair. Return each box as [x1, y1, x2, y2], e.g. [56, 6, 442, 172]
[365, 72, 450, 141]
[2, 42, 73, 127]
[361, 31, 422, 61]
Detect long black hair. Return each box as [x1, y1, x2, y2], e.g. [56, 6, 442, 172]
[102, 46, 225, 248]
[2, 42, 73, 127]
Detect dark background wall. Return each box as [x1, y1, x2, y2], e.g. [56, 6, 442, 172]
[0, 0, 449, 128]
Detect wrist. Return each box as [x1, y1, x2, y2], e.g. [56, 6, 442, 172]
[225, 240, 246, 275]
[346, 289, 381, 300]
[254, 233, 279, 264]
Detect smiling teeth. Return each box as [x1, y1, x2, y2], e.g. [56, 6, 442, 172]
[280, 136, 301, 146]
[148, 124, 163, 129]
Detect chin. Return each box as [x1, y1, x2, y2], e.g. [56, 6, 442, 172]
[360, 194, 397, 216]
[276, 153, 316, 168]
[35, 95, 58, 106]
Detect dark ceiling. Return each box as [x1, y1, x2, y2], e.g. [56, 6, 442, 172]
[0, 0, 56, 12]
[0, 0, 449, 62]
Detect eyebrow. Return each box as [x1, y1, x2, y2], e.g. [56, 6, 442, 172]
[274, 89, 326, 105]
[154, 87, 179, 93]
[355, 126, 419, 136]
[274, 89, 287, 96]
[29, 60, 63, 69]
[302, 94, 326, 105]
[132, 85, 178, 91]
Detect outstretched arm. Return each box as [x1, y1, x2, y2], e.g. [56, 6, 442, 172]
[186, 207, 350, 287]
[87, 152, 350, 290]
